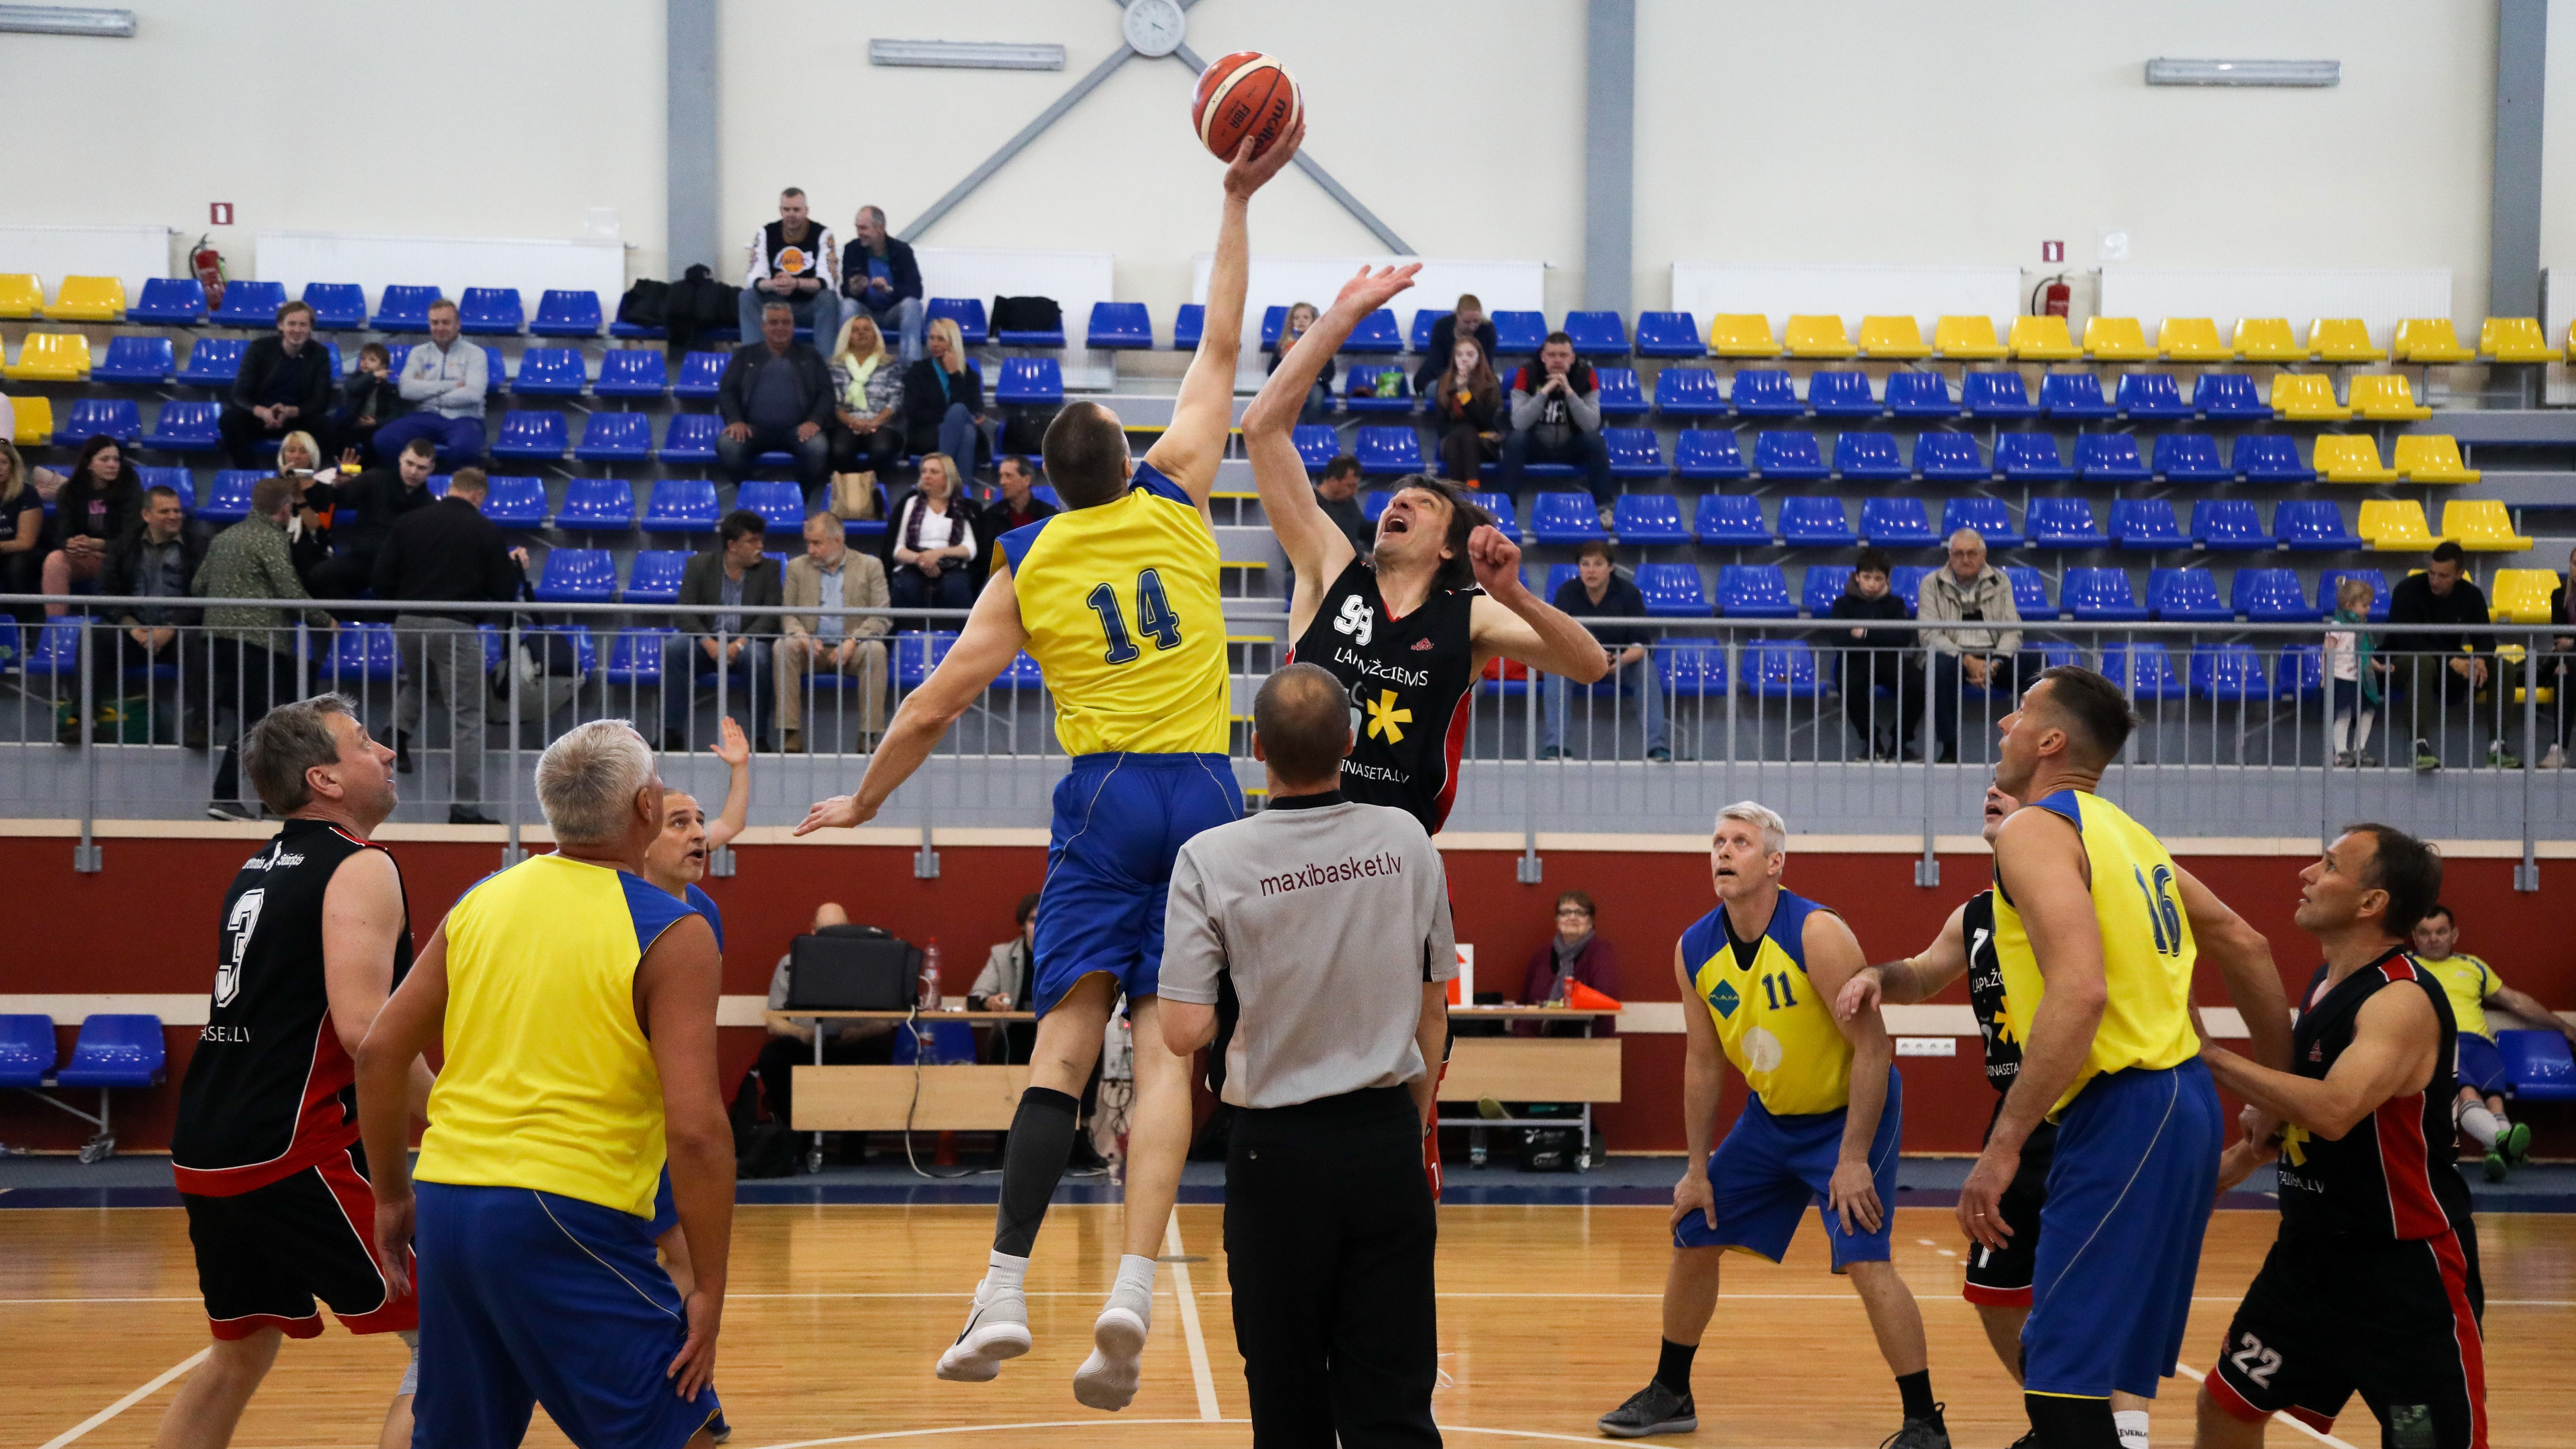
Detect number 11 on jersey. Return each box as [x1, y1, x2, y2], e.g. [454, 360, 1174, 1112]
[1086, 568, 1183, 665]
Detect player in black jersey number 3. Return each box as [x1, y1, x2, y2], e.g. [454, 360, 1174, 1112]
[157, 694, 437, 1449]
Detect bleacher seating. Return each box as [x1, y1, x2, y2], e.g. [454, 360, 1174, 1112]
[2081, 317, 2154, 361]
[662, 415, 722, 464]
[2233, 318, 2305, 363]
[1997, 434, 2072, 482]
[2270, 374, 2350, 422]
[142, 400, 222, 453]
[475, 475, 548, 526]
[2312, 435, 2396, 483]
[459, 287, 523, 336]
[1564, 310, 1629, 355]
[928, 297, 989, 345]
[2067, 567, 2149, 621]
[1729, 369, 1802, 418]
[1655, 367, 1725, 417]
[1914, 433, 1988, 481]
[2440, 500, 2532, 551]
[44, 275, 124, 322]
[1778, 497, 1856, 547]
[178, 337, 246, 385]
[135, 466, 195, 512]
[2111, 497, 2184, 550]
[557, 478, 637, 530]
[491, 411, 570, 462]
[0, 1015, 55, 1089]
[1857, 315, 1931, 358]
[2479, 317, 2554, 363]
[1884, 372, 1958, 418]
[512, 348, 587, 396]
[2008, 315, 2080, 362]
[1289, 424, 1337, 473]
[1860, 497, 1936, 548]
[1659, 643, 1729, 696]
[2191, 643, 2269, 700]
[2031, 497, 2109, 548]
[2073, 434, 2149, 484]
[2235, 435, 2314, 483]
[1962, 371, 2036, 419]
[1173, 303, 1204, 351]
[605, 626, 675, 680]
[531, 289, 605, 338]
[2358, 499, 2437, 551]
[997, 357, 1065, 407]
[197, 472, 258, 523]
[2038, 373, 2115, 420]
[7, 396, 51, 446]
[6, 333, 91, 381]
[1634, 311, 1703, 357]
[2004, 566, 2057, 620]
[93, 335, 175, 384]
[2148, 567, 2230, 623]
[2307, 318, 2383, 363]
[533, 548, 617, 603]
[1808, 370, 1880, 418]
[210, 280, 288, 328]
[1086, 301, 1153, 350]
[1344, 364, 1413, 413]
[2497, 1031, 2576, 1102]
[1594, 367, 1647, 418]
[2152, 434, 2231, 484]
[1706, 313, 1779, 357]
[1531, 493, 1607, 544]
[736, 481, 804, 534]
[594, 349, 669, 398]
[53, 1013, 167, 1092]
[2393, 435, 2478, 484]
[1637, 562, 1711, 617]
[1782, 315, 1857, 359]
[1801, 565, 1854, 616]
[1603, 428, 1667, 479]
[2116, 372, 2192, 421]
[2348, 373, 2431, 421]
[1674, 430, 1748, 480]
[624, 552, 691, 603]
[2273, 500, 2362, 551]
[1942, 497, 2021, 550]
[129, 277, 208, 326]
[2489, 569, 2559, 624]
[1612, 493, 1687, 543]
[54, 399, 141, 446]
[671, 351, 728, 399]
[2190, 499, 2268, 551]
[1694, 494, 1770, 545]
[1475, 491, 1519, 539]
[301, 283, 365, 330]
[2317, 569, 2392, 621]
[1355, 426, 1423, 477]
[1753, 432, 1827, 481]
[2271, 643, 2324, 698]
[2394, 318, 2475, 364]
[2193, 373, 2271, 421]
[373, 284, 442, 332]
[1933, 315, 2008, 360]
[1742, 639, 1826, 698]
[2234, 569, 2314, 622]
[1833, 432, 1907, 482]
[1717, 565, 1797, 618]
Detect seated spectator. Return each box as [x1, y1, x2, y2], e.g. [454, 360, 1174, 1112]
[777, 511, 890, 755]
[903, 317, 989, 475]
[1543, 541, 1668, 762]
[1519, 889, 1620, 1015]
[826, 312, 906, 481]
[99, 482, 210, 747]
[220, 300, 334, 468]
[755, 901, 895, 1125]
[740, 186, 839, 344]
[40, 436, 143, 617]
[372, 299, 489, 467]
[193, 476, 335, 821]
[974, 454, 1057, 587]
[717, 302, 834, 489]
[1311, 454, 1372, 555]
[274, 430, 337, 578]
[2412, 904, 2575, 1180]
[970, 893, 1043, 1064]
[1429, 336, 1503, 484]
[2548, 548, 2574, 770]
[838, 204, 924, 363]
[0, 440, 50, 603]
[1920, 529, 2031, 764]
[2326, 575, 2387, 768]
[887, 453, 977, 618]
[373, 466, 528, 826]
[330, 340, 400, 459]
[1414, 292, 1499, 394]
[1502, 332, 1612, 525]
[2390, 540, 2510, 771]
[663, 509, 781, 750]
[1265, 301, 1334, 422]
[1831, 548, 1923, 761]
[309, 436, 437, 600]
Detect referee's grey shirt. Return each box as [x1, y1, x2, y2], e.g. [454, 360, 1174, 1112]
[1160, 791, 1458, 1110]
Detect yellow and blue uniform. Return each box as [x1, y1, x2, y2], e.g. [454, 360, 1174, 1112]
[2417, 952, 2509, 1092]
[1672, 888, 1900, 1271]
[411, 854, 721, 1449]
[994, 462, 1240, 1013]
[1992, 788, 2223, 1403]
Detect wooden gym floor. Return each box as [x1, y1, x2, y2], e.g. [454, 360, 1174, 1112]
[4, 1204, 2569, 1449]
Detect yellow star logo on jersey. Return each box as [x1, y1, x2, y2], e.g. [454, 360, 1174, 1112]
[1365, 689, 1412, 744]
[2280, 1123, 2311, 1168]
[1991, 992, 2019, 1048]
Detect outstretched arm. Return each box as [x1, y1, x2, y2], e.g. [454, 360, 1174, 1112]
[2490, 982, 2576, 1043]
[2206, 983, 2438, 1141]
[1466, 537, 1613, 684]
[2174, 865, 2290, 1072]
[1145, 120, 1306, 507]
[705, 716, 751, 850]
[1243, 263, 1417, 598]
[1837, 901, 1972, 1018]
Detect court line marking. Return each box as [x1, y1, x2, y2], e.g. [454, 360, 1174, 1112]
[38, 1347, 207, 1449]
[2171, 1361, 2359, 1449]
[10, 1292, 2574, 1307]
[753, 1420, 1728, 1448]
[1160, 1210, 1220, 1421]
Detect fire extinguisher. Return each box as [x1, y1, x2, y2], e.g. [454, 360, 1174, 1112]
[191, 234, 228, 312]
[2030, 273, 2070, 318]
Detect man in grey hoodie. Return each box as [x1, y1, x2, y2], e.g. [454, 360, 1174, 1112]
[371, 299, 488, 466]
[1500, 331, 1613, 525]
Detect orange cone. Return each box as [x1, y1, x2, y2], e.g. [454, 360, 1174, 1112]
[1565, 979, 1625, 1012]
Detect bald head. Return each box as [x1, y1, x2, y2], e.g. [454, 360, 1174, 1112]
[1253, 663, 1354, 791]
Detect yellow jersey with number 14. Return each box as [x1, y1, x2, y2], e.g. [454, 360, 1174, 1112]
[993, 463, 1230, 757]
[1992, 788, 2201, 1115]
[1681, 888, 1853, 1117]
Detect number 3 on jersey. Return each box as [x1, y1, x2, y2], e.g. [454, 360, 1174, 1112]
[1086, 568, 1183, 665]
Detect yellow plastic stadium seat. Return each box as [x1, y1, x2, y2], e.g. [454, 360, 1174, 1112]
[2306, 318, 2385, 363]
[1856, 315, 1931, 359]
[2392, 434, 2479, 484]
[2489, 569, 2559, 624]
[2007, 315, 2081, 362]
[2081, 316, 2155, 361]
[2313, 434, 2397, 483]
[1781, 314, 1857, 359]
[2479, 317, 2555, 363]
[2233, 318, 2307, 363]
[2441, 500, 2532, 552]
[2358, 499, 2437, 551]
[0, 274, 40, 319]
[3, 332, 92, 382]
[43, 275, 125, 322]
[2268, 374, 2350, 421]
[2346, 374, 2431, 421]
[2392, 318, 2475, 364]
[2157, 317, 2233, 362]
[1933, 315, 2009, 360]
[8, 395, 53, 446]
[1706, 313, 1780, 358]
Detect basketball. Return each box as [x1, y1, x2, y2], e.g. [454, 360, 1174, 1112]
[1191, 50, 1300, 161]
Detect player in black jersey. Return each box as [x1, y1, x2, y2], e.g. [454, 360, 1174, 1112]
[2199, 825, 2487, 1449]
[1242, 264, 1609, 836]
[1837, 784, 2284, 1449]
[157, 694, 434, 1449]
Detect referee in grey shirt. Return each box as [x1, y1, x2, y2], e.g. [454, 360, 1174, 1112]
[1161, 663, 1456, 1449]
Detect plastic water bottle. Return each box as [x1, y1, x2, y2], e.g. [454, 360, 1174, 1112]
[920, 937, 944, 1011]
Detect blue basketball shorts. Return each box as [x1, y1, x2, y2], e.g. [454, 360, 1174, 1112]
[2455, 1033, 2508, 1096]
[1033, 751, 1240, 1016]
[1673, 1064, 1901, 1271]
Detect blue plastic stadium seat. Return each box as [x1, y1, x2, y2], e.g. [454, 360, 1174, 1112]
[2030, 497, 2109, 548]
[144, 401, 223, 453]
[1344, 364, 1414, 414]
[2153, 434, 2231, 484]
[661, 414, 722, 465]
[2191, 498, 2269, 551]
[1833, 432, 1909, 482]
[18, 620, 83, 679]
[641, 480, 719, 533]
[2065, 567, 2148, 621]
[673, 351, 727, 399]
[371, 284, 440, 333]
[459, 287, 523, 336]
[2497, 1030, 2576, 1102]
[2233, 568, 2313, 623]
[1674, 430, 1748, 481]
[1730, 369, 1803, 418]
[1943, 497, 2023, 550]
[2148, 567, 2230, 622]
[1914, 432, 1989, 481]
[927, 297, 988, 345]
[1491, 311, 1547, 356]
[890, 631, 959, 689]
[1718, 565, 1797, 619]
[591, 350, 668, 399]
[997, 357, 1064, 407]
[1637, 562, 1711, 617]
[94, 336, 176, 385]
[512, 347, 586, 397]
[1884, 372, 1958, 419]
[1563, 310, 1628, 355]
[1290, 424, 1338, 473]
[1070, 301, 1147, 351]
[2315, 569, 2392, 622]
[1172, 303, 1204, 351]
[1743, 639, 1826, 698]
[1753, 431, 1827, 481]
[2194, 373, 2272, 421]
[1676, 495, 1763, 550]
[1257, 307, 1292, 351]
[293, 282, 362, 331]
[1613, 493, 1687, 543]
[1531, 492, 1607, 544]
[490, 411, 568, 462]
[2102, 640, 2187, 700]
[1405, 309, 1448, 354]
[2269, 643, 2323, 699]
[2072, 434, 2149, 484]
[1860, 497, 1937, 548]
[2003, 565, 2057, 620]
[604, 626, 676, 681]
[1634, 311, 1704, 357]
[135, 466, 195, 512]
[531, 290, 604, 338]
[178, 338, 247, 386]
[1593, 367, 1647, 418]
[1997, 433, 2073, 482]
[1655, 367, 1725, 417]
[1962, 371, 2037, 419]
[1801, 565, 1854, 617]
[556, 478, 637, 530]
[2190, 643, 2268, 700]
[130, 277, 209, 326]
[2116, 372, 2193, 420]
[1778, 496, 1856, 548]
[624, 553, 691, 606]
[1539, 564, 1581, 603]
[1660, 643, 1729, 696]
[1355, 426, 1424, 477]
[996, 305, 1065, 347]
[736, 480, 803, 535]
[0, 1014, 56, 1089]
[1341, 309, 1402, 354]
[198, 471, 260, 523]
[55, 398, 142, 446]
[1474, 490, 1519, 540]
[1889, 566, 1937, 614]
[476, 475, 548, 527]
[1361, 490, 1394, 524]
[55, 1014, 166, 1089]
[1807, 370, 1881, 419]
[2111, 497, 2184, 550]
[2038, 372, 2116, 420]
[531, 548, 616, 603]
[1602, 428, 1666, 479]
[2234, 436, 2314, 484]
[2274, 500, 2362, 552]
[210, 280, 288, 329]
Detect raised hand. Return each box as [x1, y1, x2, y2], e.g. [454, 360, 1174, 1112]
[1331, 262, 1422, 317]
[1223, 115, 1306, 199]
[711, 715, 749, 767]
[1466, 524, 1523, 597]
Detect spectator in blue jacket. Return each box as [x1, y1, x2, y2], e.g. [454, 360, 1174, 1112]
[1543, 541, 1668, 762]
[840, 205, 925, 364]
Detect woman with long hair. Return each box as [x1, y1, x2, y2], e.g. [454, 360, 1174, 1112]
[887, 451, 978, 618]
[1266, 300, 1336, 422]
[903, 316, 989, 474]
[41, 435, 144, 616]
[0, 440, 49, 607]
[1430, 336, 1503, 484]
[829, 312, 906, 477]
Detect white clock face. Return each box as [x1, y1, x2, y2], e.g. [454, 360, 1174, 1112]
[1122, 0, 1185, 57]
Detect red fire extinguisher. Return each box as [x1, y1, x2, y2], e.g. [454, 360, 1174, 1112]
[191, 234, 227, 311]
[2031, 273, 2070, 318]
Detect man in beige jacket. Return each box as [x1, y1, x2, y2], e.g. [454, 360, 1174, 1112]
[777, 510, 891, 753]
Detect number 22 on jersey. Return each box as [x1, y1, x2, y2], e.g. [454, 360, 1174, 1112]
[1086, 568, 1183, 664]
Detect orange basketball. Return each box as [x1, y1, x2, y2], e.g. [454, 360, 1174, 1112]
[1191, 51, 1300, 161]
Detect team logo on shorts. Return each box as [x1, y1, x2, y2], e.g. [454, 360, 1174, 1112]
[1707, 979, 1740, 1018]
[1333, 594, 1374, 646]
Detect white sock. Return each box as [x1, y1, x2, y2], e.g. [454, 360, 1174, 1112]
[2352, 711, 2375, 753]
[1109, 1253, 1158, 1314]
[985, 1249, 1031, 1293]
[2113, 1409, 2149, 1448]
[2459, 1103, 2503, 1151]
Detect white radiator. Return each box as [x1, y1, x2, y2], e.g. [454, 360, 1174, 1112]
[1666, 261, 2023, 335]
[2097, 265, 2454, 353]
[252, 232, 630, 315]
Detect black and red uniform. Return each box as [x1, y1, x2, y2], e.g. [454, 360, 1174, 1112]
[1287, 555, 1479, 835]
[171, 818, 417, 1340]
[2209, 947, 2486, 1448]
[1954, 889, 2062, 1308]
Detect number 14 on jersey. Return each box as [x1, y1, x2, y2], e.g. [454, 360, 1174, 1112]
[1087, 569, 1183, 665]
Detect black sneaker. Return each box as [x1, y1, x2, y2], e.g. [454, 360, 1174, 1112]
[1879, 1409, 1950, 1449]
[1598, 1382, 1696, 1438]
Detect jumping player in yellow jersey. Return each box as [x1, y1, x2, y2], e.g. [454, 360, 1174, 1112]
[794, 123, 1308, 1411]
[1600, 802, 1949, 1448]
[1966, 667, 2294, 1449]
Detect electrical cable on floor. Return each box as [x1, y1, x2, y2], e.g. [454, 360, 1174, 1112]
[898, 1005, 984, 1181]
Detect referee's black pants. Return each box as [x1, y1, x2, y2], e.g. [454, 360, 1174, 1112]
[1225, 1084, 1440, 1449]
